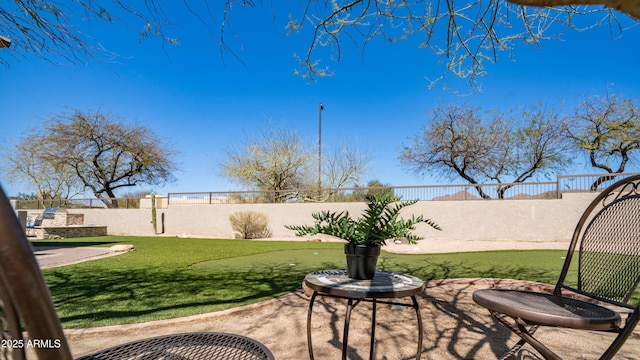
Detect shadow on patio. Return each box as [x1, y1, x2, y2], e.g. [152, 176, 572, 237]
[65, 278, 640, 359]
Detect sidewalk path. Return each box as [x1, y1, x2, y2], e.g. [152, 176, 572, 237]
[34, 246, 124, 269]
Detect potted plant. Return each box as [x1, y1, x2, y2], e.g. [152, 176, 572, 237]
[286, 193, 441, 279]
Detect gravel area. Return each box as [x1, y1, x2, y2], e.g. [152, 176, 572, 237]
[36, 242, 639, 359]
[64, 279, 640, 359]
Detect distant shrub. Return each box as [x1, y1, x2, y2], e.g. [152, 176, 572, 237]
[229, 211, 273, 239]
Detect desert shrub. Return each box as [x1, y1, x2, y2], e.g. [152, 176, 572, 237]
[229, 211, 273, 239]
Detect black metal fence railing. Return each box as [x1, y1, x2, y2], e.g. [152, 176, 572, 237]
[164, 181, 559, 205]
[556, 173, 638, 192]
[165, 172, 637, 205]
[12, 172, 639, 209]
[13, 197, 142, 210]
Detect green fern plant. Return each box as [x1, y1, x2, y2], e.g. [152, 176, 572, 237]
[286, 193, 441, 246]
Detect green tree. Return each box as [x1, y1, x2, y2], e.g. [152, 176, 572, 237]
[364, 180, 393, 199]
[400, 103, 570, 199]
[7, 110, 178, 207]
[1, 1, 636, 86]
[564, 93, 640, 189]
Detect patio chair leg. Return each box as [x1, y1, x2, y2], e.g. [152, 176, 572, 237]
[489, 311, 544, 360]
[600, 307, 640, 360]
[515, 319, 561, 360]
[498, 339, 528, 360]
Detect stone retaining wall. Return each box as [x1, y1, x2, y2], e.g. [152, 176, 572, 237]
[26, 209, 105, 239]
[32, 226, 108, 239]
[41, 213, 84, 226]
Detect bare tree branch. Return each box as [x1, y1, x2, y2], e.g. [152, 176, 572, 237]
[508, 0, 640, 19]
[7, 110, 179, 207]
[287, 0, 630, 88]
[1, 1, 636, 86]
[564, 92, 640, 189]
[400, 103, 571, 198]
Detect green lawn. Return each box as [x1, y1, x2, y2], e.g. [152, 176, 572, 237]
[36, 236, 572, 329]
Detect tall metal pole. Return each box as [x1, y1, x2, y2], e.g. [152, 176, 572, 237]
[318, 103, 324, 192]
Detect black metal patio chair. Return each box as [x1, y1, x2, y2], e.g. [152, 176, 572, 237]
[0, 185, 274, 360]
[473, 174, 640, 360]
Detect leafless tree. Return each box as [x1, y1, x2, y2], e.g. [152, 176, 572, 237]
[321, 138, 371, 198]
[7, 110, 178, 207]
[219, 125, 369, 202]
[220, 126, 313, 202]
[400, 103, 571, 198]
[564, 93, 640, 189]
[2, 137, 84, 205]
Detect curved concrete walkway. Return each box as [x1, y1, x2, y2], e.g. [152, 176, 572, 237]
[34, 246, 127, 269]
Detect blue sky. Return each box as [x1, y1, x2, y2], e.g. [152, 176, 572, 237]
[1, 3, 640, 197]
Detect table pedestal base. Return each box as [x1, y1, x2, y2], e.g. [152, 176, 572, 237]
[307, 292, 423, 360]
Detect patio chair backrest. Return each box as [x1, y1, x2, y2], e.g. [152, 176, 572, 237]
[556, 174, 640, 308]
[0, 186, 73, 360]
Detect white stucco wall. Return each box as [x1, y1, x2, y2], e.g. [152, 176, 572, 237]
[69, 192, 598, 246]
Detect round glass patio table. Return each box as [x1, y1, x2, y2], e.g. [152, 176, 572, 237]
[304, 269, 425, 360]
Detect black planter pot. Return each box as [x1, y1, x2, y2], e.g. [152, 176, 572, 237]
[344, 243, 381, 280]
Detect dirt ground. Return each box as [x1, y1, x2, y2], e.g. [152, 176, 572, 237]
[65, 279, 640, 360]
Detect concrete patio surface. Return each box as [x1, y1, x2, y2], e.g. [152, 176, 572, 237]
[34, 242, 639, 359]
[63, 278, 640, 360]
